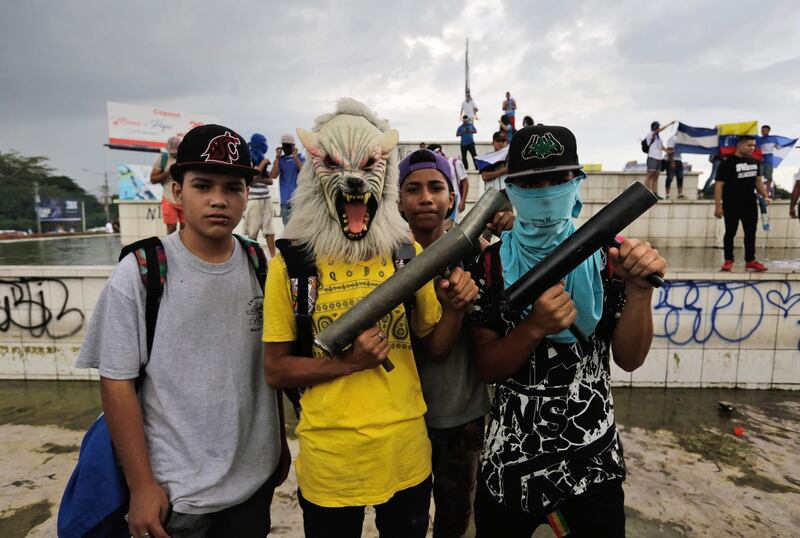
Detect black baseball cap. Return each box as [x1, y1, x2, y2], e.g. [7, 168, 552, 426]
[170, 124, 257, 183]
[506, 125, 581, 180]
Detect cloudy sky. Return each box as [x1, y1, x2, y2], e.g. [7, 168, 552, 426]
[2, 0, 800, 196]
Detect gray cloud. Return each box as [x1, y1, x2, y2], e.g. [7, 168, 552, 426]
[1, 0, 799, 194]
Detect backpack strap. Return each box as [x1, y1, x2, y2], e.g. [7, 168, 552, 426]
[234, 234, 268, 291]
[119, 237, 166, 361]
[275, 239, 315, 417]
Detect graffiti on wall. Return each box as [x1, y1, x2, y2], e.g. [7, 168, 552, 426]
[654, 280, 800, 350]
[0, 278, 85, 339]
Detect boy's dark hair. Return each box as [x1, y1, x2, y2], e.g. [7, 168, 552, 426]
[738, 135, 757, 143]
[523, 116, 534, 126]
[462, 115, 469, 120]
[762, 125, 771, 130]
[492, 131, 506, 141]
[426, 143, 443, 153]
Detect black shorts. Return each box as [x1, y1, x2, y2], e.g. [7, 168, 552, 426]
[474, 474, 626, 538]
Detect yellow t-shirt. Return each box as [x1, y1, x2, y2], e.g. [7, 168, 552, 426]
[262, 246, 442, 507]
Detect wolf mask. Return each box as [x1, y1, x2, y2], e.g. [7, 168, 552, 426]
[283, 98, 409, 263]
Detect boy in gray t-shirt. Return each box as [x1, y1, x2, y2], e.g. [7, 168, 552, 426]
[398, 149, 513, 537]
[77, 124, 284, 538]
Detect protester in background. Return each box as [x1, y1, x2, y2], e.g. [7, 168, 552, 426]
[78, 124, 286, 538]
[501, 92, 517, 128]
[480, 132, 509, 191]
[664, 133, 685, 199]
[469, 124, 666, 538]
[398, 149, 507, 538]
[714, 135, 770, 272]
[643, 121, 674, 198]
[522, 116, 534, 128]
[269, 134, 305, 225]
[499, 114, 515, 142]
[760, 125, 774, 196]
[456, 115, 478, 170]
[150, 135, 184, 234]
[245, 133, 276, 256]
[461, 94, 479, 122]
[427, 144, 468, 223]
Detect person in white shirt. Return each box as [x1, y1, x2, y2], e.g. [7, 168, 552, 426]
[644, 121, 674, 199]
[461, 94, 479, 121]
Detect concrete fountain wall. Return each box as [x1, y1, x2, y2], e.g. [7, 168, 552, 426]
[3, 141, 798, 386]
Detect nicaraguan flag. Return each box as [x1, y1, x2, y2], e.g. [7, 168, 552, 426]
[717, 121, 760, 158]
[758, 135, 798, 168]
[475, 146, 509, 171]
[674, 122, 718, 155]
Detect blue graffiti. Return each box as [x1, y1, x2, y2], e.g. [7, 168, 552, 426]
[654, 280, 800, 350]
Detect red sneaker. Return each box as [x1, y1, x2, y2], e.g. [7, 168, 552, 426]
[745, 260, 768, 272]
[720, 260, 734, 271]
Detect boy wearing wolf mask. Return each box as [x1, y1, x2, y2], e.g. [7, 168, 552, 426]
[262, 99, 477, 537]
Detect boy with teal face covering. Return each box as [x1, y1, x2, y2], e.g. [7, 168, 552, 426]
[468, 125, 666, 537]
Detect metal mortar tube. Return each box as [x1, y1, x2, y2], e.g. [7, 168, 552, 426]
[314, 187, 507, 370]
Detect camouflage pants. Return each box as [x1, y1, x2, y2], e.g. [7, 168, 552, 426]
[428, 416, 485, 538]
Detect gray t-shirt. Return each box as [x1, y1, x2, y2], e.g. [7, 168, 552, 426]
[76, 232, 280, 515]
[416, 323, 490, 429]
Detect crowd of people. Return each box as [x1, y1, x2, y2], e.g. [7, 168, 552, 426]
[67, 95, 800, 538]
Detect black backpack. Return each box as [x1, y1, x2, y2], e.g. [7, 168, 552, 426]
[275, 238, 417, 417]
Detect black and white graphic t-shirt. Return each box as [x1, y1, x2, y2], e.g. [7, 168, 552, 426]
[716, 156, 762, 204]
[468, 243, 627, 515]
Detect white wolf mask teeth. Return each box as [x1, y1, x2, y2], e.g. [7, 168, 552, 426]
[283, 98, 410, 264]
[297, 115, 398, 241]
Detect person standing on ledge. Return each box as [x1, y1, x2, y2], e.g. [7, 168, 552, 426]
[643, 120, 674, 198]
[714, 135, 770, 272]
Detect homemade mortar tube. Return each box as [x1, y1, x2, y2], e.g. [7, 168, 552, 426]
[314, 187, 508, 371]
[502, 181, 664, 337]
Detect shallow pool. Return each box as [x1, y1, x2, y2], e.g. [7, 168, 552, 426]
[0, 235, 121, 266]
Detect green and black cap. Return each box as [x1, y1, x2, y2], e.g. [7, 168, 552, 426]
[506, 125, 582, 180]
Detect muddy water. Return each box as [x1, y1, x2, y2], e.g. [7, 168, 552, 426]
[2, 382, 799, 537]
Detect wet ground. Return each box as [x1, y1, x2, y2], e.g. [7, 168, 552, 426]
[1, 381, 798, 537]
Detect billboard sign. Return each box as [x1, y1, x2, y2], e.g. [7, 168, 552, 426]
[118, 164, 163, 201]
[106, 102, 218, 151]
[35, 199, 82, 221]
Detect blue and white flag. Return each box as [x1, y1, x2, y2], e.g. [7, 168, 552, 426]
[674, 122, 718, 155]
[757, 135, 798, 168]
[475, 146, 508, 170]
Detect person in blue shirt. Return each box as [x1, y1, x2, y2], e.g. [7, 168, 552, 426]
[456, 116, 478, 170]
[269, 133, 306, 225]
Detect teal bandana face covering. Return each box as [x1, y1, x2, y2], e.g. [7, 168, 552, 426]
[500, 172, 603, 343]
